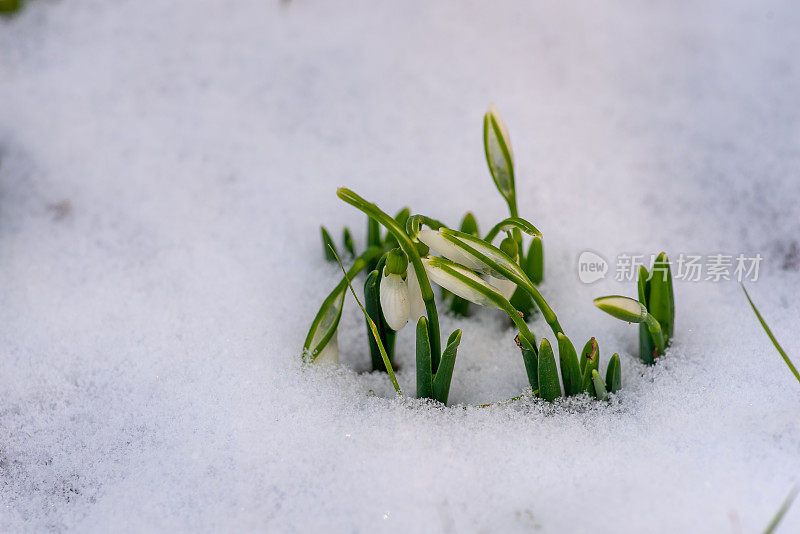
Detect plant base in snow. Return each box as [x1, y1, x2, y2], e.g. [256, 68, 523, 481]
[303, 105, 677, 406]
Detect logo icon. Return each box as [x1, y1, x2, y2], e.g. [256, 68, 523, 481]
[577, 250, 608, 284]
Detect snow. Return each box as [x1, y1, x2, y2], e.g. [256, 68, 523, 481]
[1, 0, 800, 531]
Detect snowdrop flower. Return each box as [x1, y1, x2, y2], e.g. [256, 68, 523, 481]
[487, 237, 519, 300]
[380, 249, 411, 331]
[422, 256, 501, 309]
[417, 229, 486, 272]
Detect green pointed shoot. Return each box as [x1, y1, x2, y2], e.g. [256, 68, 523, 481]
[591, 370, 608, 401]
[460, 212, 479, 236]
[605, 353, 622, 394]
[338, 188, 441, 359]
[342, 227, 355, 256]
[764, 486, 800, 534]
[557, 333, 583, 396]
[580, 338, 599, 394]
[321, 226, 338, 262]
[484, 104, 516, 206]
[303, 247, 382, 361]
[537, 338, 562, 401]
[433, 329, 463, 405]
[364, 268, 396, 372]
[415, 317, 434, 399]
[519, 336, 539, 393]
[0, 0, 23, 16]
[434, 226, 563, 337]
[743, 286, 800, 385]
[594, 295, 665, 357]
[526, 236, 544, 284]
[647, 252, 675, 343]
[637, 266, 656, 365]
[331, 248, 401, 394]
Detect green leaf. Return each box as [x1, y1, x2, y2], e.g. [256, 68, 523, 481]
[638, 266, 656, 365]
[743, 286, 800, 385]
[605, 353, 622, 394]
[580, 338, 600, 394]
[557, 333, 582, 397]
[764, 486, 800, 534]
[342, 227, 355, 256]
[415, 317, 434, 400]
[647, 252, 675, 344]
[525, 236, 544, 284]
[519, 335, 539, 392]
[537, 338, 562, 401]
[321, 226, 338, 262]
[433, 329, 462, 405]
[591, 370, 608, 401]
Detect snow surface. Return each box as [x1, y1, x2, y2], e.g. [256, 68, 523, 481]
[2, 0, 800, 531]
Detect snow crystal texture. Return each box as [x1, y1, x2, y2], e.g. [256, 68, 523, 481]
[1, 0, 799, 532]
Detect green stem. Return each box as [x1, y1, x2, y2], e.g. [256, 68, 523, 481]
[507, 199, 524, 261]
[337, 188, 442, 360]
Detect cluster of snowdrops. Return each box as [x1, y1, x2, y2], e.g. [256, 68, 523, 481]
[303, 105, 675, 406]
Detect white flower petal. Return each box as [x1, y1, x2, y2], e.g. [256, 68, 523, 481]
[422, 257, 500, 309]
[446, 230, 521, 280]
[314, 331, 339, 365]
[488, 275, 517, 300]
[417, 229, 487, 272]
[380, 272, 410, 331]
[406, 266, 426, 321]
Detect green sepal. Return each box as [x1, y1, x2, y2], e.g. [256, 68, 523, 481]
[364, 268, 396, 372]
[638, 266, 656, 365]
[580, 338, 599, 393]
[415, 317, 434, 400]
[321, 226, 338, 262]
[519, 335, 539, 392]
[342, 227, 355, 256]
[433, 329, 462, 405]
[537, 338, 562, 401]
[557, 333, 582, 397]
[647, 252, 675, 344]
[525, 236, 544, 284]
[591, 370, 608, 401]
[605, 353, 622, 394]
